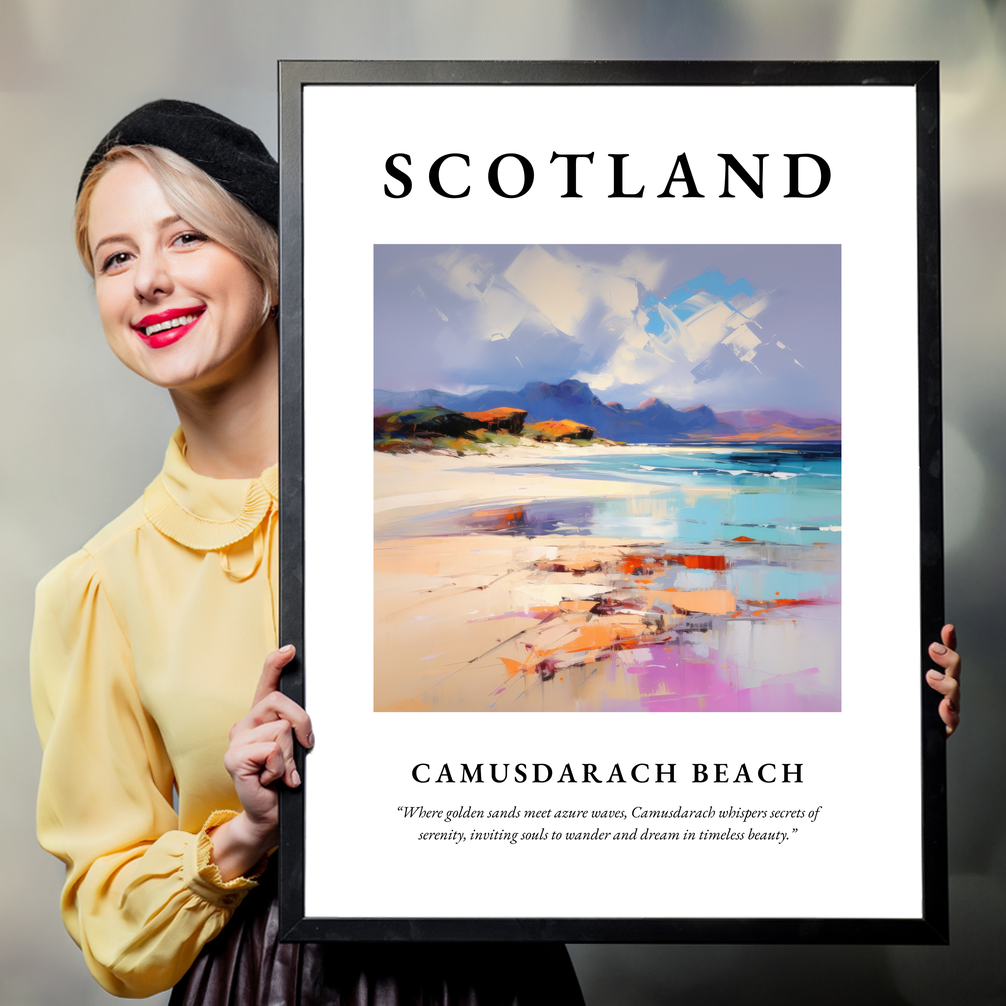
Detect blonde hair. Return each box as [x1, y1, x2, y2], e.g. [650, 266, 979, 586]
[75, 145, 278, 323]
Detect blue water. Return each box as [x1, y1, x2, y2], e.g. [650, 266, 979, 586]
[477, 446, 841, 546]
[488, 445, 841, 491]
[385, 445, 841, 547]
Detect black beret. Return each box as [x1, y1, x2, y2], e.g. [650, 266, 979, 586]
[78, 99, 278, 228]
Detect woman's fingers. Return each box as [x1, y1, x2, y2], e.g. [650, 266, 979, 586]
[224, 738, 287, 787]
[218, 647, 309, 845]
[224, 645, 312, 809]
[254, 691, 314, 749]
[230, 719, 301, 788]
[252, 644, 296, 707]
[925, 682, 961, 736]
[941, 623, 958, 654]
[232, 689, 314, 750]
[926, 667, 959, 704]
[259, 742, 289, 787]
[928, 632, 961, 683]
[927, 623, 961, 737]
[241, 644, 314, 749]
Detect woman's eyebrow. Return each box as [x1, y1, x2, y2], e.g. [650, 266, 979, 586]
[92, 232, 133, 256]
[92, 216, 185, 257]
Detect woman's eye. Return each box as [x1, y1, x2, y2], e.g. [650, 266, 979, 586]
[173, 231, 208, 248]
[101, 251, 132, 273]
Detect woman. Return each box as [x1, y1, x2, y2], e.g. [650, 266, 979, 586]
[31, 100, 586, 1003]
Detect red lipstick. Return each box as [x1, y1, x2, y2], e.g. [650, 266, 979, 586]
[132, 306, 206, 349]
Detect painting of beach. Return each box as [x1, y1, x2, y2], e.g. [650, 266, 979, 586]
[374, 244, 841, 712]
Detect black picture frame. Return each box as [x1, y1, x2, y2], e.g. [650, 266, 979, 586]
[277, 60, 945, 944]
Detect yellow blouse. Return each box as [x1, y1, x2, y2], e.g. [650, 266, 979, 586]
[31, 428, 279, 998]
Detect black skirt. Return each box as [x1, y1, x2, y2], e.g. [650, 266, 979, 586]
[169, 869, 585, 1006]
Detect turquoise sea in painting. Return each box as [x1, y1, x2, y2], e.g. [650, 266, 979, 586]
[461, 445, 839, 545]
[378, 445, 840, 545]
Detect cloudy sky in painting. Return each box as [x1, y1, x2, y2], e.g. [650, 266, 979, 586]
[374, 244, 841, 417]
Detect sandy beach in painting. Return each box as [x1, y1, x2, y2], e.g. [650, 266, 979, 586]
[374, 443, 841, 713]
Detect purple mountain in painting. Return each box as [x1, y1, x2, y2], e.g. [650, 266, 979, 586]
[715, 409, 838, 431]
[374, 380, 838, 443]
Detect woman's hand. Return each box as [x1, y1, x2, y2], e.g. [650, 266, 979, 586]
[209, 645, 314, 881]
[926, 624, 961, 738]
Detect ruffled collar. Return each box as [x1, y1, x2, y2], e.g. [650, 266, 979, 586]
[143, 428, 278, 551]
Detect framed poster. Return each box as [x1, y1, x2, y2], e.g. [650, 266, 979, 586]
[277, 61, 946, 943]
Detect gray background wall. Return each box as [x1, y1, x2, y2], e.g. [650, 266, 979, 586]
[1, 2, 1003, 1003]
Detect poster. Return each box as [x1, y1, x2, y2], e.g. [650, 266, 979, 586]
[278, 62, 945, 942]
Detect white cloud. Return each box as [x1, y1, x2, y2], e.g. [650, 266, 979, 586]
[503, 245, 639, 336]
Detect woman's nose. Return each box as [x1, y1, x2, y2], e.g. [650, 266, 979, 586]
[133, 249, 173, 302]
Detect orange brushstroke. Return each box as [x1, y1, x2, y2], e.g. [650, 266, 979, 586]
[744, 597, 833, 609]
[509, 619, 658, 676]
[618, 553, 659, 574]
[613, 551, 730, 574]
[463, 407, 526, 426]
[664, 553, 728, 571]
[584, 621, 654, 650]
[730, 597, 838, 618]
[469, 506, 525, 529]
[649, 588, 736, 615]
[732, 535, 756, 542]
[498, 657, 523, 677]
[559, 600, 600, 612]
[526, 419, 595, 439]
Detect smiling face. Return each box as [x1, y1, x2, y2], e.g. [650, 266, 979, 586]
[87, 158, 272, 393]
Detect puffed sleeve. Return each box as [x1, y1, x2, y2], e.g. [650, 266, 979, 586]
[31, 549, 262, 998]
